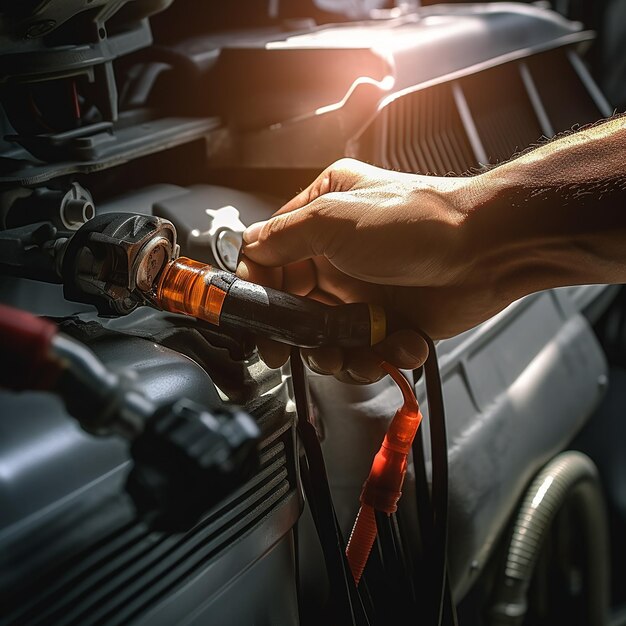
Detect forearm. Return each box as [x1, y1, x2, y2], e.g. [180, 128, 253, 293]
[459, 115, 626, 299]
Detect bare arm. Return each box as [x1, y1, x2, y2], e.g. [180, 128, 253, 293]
[238, 115, 626, 382]
[462, 115, 626, 299]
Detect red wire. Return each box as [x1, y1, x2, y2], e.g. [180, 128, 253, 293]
[380, 361, 419, 414]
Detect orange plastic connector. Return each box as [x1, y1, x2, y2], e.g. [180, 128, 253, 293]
[345, 362, 423, 585]
[153, 257, 226, 326]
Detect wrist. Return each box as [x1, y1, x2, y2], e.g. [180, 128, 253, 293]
[443, 173, 508, 286]
[452, 168, 551, 302]
[455, 163, 603, 303]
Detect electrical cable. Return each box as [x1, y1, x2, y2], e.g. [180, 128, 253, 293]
[289, 328, 457, 625]
[393, 517, 419, 606]
[374, 511, 416, 612]
[408, 419, 435, 610]
[421, 334, 457, 626]
[360, 514, 418, 623]
[345, 361, 422, 586]
[290, 348, 372, 626]
[374, 512, 403, 585]
[357, 335, 457, 626]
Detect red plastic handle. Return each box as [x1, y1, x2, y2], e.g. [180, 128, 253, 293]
[0, 303, 59, 391]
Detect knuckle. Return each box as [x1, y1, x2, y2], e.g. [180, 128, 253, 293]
[326, 158, 371, 191]
[314, 195, 341, 216]
[329, 158, 363, 183]
[302, 198, 334, 225]
[257, 216, 285, 244]
[330, 157, 358, 172]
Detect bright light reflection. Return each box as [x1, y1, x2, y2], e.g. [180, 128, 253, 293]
[314, 74, 395, 116]
[531, 475, 554, 509]
[265, 22, 424, 49]
[264, 14, 473, 52]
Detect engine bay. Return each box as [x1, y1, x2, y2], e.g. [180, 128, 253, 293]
[1, 1, 625, 625]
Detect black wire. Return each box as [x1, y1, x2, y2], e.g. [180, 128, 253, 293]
[443, 573, 459, 626]
[379, 370, 421, 608]
[361, 514, 417, 624]
[289, 328, 456, 626]
[403, 368, 436, 614]
[367, 339, 456, 625]
[389, 512, 415, 600]
[374, 511, 411, 595]
[290, 347, 372, 626]
[392, 509, 419, 605]
[410, 423, 435, 573]
[421, 334, 457, 626]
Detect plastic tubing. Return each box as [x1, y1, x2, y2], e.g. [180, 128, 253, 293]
[345, 362, 423, 585]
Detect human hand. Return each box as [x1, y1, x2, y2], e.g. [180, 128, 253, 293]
[237, 158, 513, 383]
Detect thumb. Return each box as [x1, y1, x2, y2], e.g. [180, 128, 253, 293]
[242, 201, 331, 267]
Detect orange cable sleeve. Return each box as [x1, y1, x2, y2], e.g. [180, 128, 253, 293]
[345, 361, 423, 585]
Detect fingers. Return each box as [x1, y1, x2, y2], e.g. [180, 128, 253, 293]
[242, 202, 325, 267]
[235, 256, 283, 289]
[255, 336, 291, 369]
[301, 346, 343, 375]
[335, 331, 429, 384]
[275, 173, 332, 216]
[336, 347, 387, 384]
[242, 157, 375, 267]
[236, 156, 431, 381]
[290, 330, 429, 384]
[273, 157, 366, 217]
[251, 329, 428, 384]
[372, 330, 429, 370]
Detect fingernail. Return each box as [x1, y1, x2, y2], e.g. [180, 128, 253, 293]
[243, 220, 267, 244]
[305, 354, 330, 375]
[235, 258, 249, 280]
[398, 346, 427, 368]
[346, 369, 372, 384]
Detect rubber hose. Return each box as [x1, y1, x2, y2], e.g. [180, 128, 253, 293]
[489, 451, 609, 626]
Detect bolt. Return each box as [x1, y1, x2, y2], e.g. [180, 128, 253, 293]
[62, 199, 95, 229]
[60, 183, 95, 231]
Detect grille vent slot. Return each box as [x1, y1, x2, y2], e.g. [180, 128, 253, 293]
[355, 48, 605, 174]
[525, 50, 604, 134]
[361, 82, 477, 175]
[459, 63, 544, 164]
[2, 430, 295, 626]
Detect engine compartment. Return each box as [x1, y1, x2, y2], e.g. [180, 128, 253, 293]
[1, 1, 624, 624]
